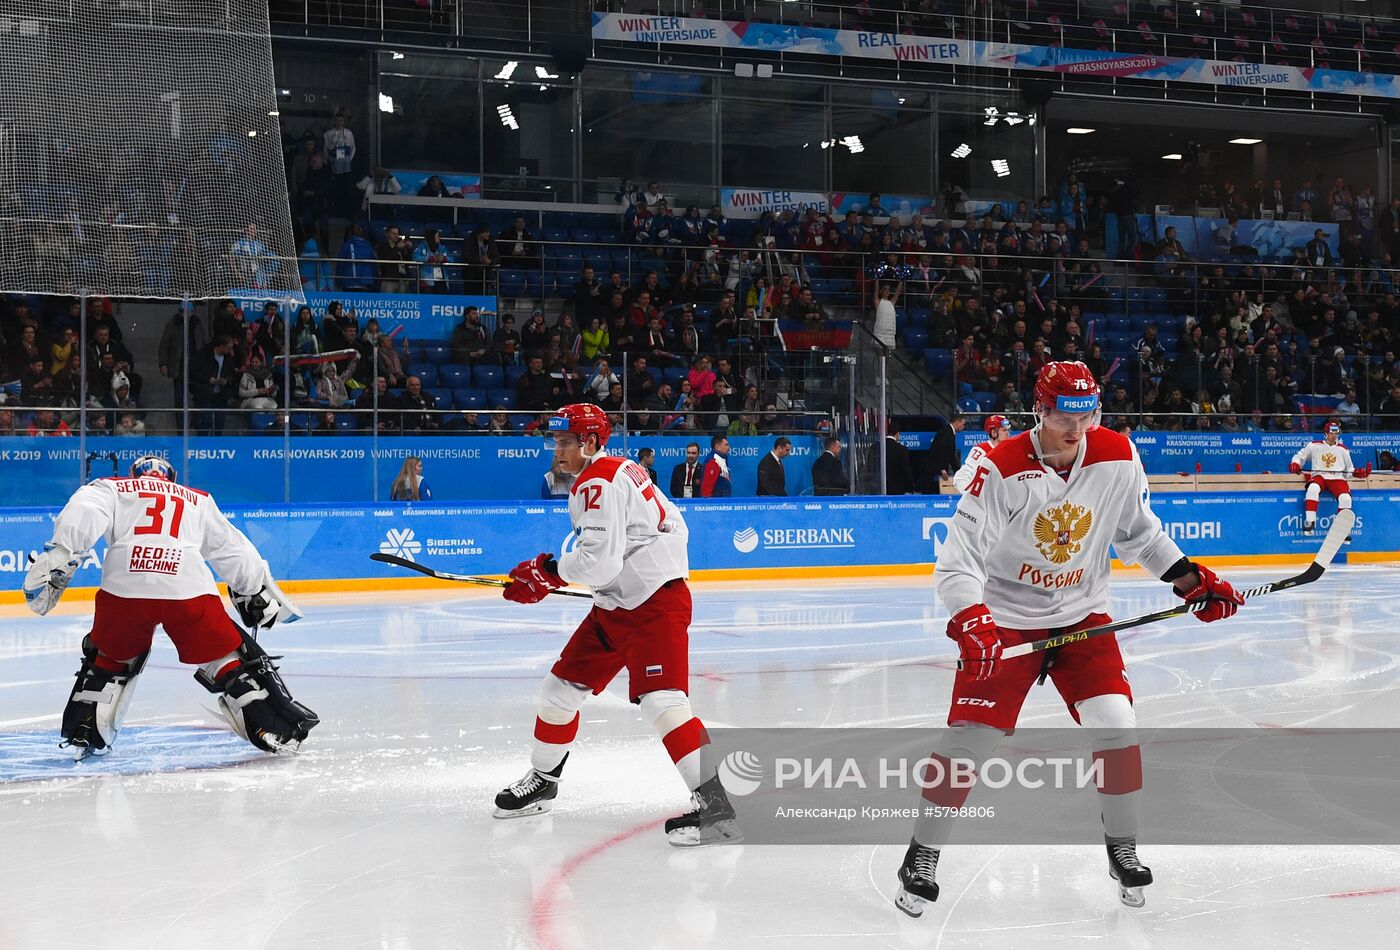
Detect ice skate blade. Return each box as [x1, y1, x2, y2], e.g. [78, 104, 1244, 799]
[666, 819, 743, 848]
[894, 887, 929, 918]
[1116, 884, 1146, 908]
[69, 744, 109, 762]
[493, 801, 553, 820]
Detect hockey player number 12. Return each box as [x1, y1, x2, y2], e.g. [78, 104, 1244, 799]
[134, 491, 186, 538]
[579, 485, 603, 511]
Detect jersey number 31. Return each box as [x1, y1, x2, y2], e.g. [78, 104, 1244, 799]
[134, 492, 186, 538]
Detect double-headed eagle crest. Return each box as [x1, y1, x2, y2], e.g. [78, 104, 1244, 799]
[1033, 502, 1093, 565]
[1321, 452, 1337, 468]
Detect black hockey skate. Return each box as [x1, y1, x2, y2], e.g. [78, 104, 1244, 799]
[894, 838, 940, 917]
[665, 774, 742, 847]
[493, 753, 567, 819]
[1302, 521, 1315, 535]
[1106, 835, 1153, 907]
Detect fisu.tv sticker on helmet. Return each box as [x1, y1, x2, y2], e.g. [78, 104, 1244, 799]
[1055, 395, 1099, 412]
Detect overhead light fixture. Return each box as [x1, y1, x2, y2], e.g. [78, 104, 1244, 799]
[898, 97, 906, 104]
[535, 65, 558, 79]
[494, 61, 518, 80]
[496, 103, 519, 130]
[378, 93, 395, 114]
[950, 143, 972, 158]
[246, 130, 257, 138]
[1161, 153, 1182, 160]
[1066, 127, 1096, 134]
[267, 110, 279, 117]
[391, 51, 405, 60]
[841, 135, 864, 154]
[1229, 137, 1262, 145]
[991, 159, 1011, 177]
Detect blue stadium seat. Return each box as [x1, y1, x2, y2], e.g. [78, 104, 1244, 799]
[662, 367, 688, 387]
[504, 365, 527, 387]
[956, 397, 981, 413]
[407, 364, 438, 387]
[437, 364, 471, 388]
[1108, 315, 1131, 332]
[646, 367, 662, 387]
[427, 388, 453, 409]
[335, 415, 361, 432]
[487, 389, 518, 409]
[248, 412, 275, 431]
[973, 392, 997, 412]
[903, 328, 929, 352]
[923, 348, 953, 379]
[454, 389, 486, 410]
[415, 342, 451, 365]
[473, 365, 504, 388]
[1107, 331, 1134, 353]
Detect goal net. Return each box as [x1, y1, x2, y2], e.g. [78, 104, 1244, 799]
[0, 0, 301, 300]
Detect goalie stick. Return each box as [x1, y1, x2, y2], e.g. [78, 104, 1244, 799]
[369, 552, 593, 599]
[997, 508, 1354, 661]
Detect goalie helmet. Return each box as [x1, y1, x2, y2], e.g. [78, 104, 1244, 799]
[130, 455, 177, 482]
[549, 403, 612, 447]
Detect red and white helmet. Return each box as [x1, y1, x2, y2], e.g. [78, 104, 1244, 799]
[984, 414, 1011, 437]
[1324, 420, 1341, 441]
[129, 455, 177, 482]
[548, 403, 612, 448]
[1033, 361, 1101, 430]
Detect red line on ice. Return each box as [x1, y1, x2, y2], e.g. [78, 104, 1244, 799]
[1326, 885, 1400, 899]
[529, 817, 668, 950]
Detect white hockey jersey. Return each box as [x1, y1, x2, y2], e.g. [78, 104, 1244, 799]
[49, 477, 269, 600]
[557, 453, 689, 610]
[1291, 440, 1356, 476]
[935, 428, 1185, 629]
[952, 440, 995, 492]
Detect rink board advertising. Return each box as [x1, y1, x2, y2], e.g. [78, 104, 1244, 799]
[701, 728, 1400, 845]
[0, 492, 1394, 591]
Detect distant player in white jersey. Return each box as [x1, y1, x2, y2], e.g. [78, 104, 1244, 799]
[952, 413, 1014, 492]
[894, 362, 1244, 916]
[24, 456, 318, 759]
[1290, 420, 1369, 538]
[492, 403, 739, 847]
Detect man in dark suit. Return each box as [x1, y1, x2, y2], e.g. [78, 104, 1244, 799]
[669, 442, 703, 499]
[811, 437, 849, 495]
[924, 413, 965, 494]
[757, 437, 791, 496]
[637, 447, 660, 485]
[884, 421, 917, 494]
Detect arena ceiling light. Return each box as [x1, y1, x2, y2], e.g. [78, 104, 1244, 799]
[841, 135, 864, 153]
[494, 61, 518, 80]
[1229, 137, 1262, 144]
[1065, 127, 1095, 134]
[991, 158, 1011, 177]
[378, 93, 395, 114]
[950, 143, 972, 158]
[497, 104, 519, 130]
[535, 65, 559, 79]
[1161, 153, 1183, 160]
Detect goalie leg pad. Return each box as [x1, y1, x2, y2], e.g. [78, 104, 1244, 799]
[61, 636, 149, 757]
[196, 630, 318, 753]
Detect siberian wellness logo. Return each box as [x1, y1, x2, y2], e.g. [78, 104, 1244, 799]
[732, 526, 856, 553]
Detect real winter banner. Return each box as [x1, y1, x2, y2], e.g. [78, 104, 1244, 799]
[593, 13, 1400, 101]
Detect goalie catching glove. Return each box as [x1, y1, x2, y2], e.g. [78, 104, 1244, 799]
[229, 569, 304, 631]
[24, 543, 84, 616]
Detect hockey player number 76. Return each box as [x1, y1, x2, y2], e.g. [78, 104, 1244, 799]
[133, 492, 185, 538]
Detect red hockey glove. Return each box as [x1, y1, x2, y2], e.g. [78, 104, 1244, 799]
[1353, 463, 1372, 478]
[503, 554, 564, 605]
[1289, 462, 1302, 475]
[947, 604, 1002, 681]
[1176, 562, 1244, 623]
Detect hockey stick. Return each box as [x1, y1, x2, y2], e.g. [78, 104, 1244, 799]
[999, 508, 1354, 660]
[369, 553, 593, 599]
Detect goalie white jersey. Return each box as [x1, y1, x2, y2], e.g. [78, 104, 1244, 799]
[935, 428, 1186, 629]
[48, 477, 270, 600]
[1291, 440, 1355, 476]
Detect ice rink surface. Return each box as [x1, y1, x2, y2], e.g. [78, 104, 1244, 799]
[3, 567, 1399, 950]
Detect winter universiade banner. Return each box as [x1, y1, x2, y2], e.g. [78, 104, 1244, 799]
[593, 14, 1400, 101]
[231, 291, 497, 340]
[0, 435, 825, 509]
[0, 491, 1393, 591]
